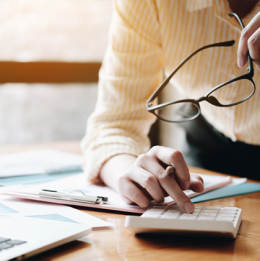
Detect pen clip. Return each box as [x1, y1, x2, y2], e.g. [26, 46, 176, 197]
[40, 189, 107, 204]
[65, 190, 108, 202]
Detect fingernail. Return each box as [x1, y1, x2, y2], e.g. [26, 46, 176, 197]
[237, 58, 243, 68]
[182, 181, 190, 190]
[184, 202, 194, 213]
[238, 57, 247, 68]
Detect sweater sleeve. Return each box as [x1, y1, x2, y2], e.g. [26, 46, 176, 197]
[81, 0, 163, 183]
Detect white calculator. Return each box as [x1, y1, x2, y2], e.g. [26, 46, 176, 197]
[125, 205, 242, 238]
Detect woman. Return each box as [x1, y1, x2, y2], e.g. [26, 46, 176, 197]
[82, 0, 260, 213]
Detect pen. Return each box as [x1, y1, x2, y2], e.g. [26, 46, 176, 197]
[160, 165, 175, 179]
[165, 165, 175, 175]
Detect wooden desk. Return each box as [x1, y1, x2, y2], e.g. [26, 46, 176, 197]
[2, 141, 260, 261]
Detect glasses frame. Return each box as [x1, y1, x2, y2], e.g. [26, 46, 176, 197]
[147, 12, 255, 123]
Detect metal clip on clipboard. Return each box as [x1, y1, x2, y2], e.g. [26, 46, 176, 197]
[39, 189, 108, 204]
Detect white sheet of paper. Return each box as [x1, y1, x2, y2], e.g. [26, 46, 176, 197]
[1, 172, 247, 213]
[0, 195, 113, 229]
[0, 150, 83, 177]
[163, 173, 246, 204]
[10, 172, 246, 208]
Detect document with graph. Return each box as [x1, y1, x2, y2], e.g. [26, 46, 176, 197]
[1, 172, 246, 214]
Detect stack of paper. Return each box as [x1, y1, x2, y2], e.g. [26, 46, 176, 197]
[2, 172, 256, 214]
[0, 195, 113, 230]
[1, 148, 259, 214]
[0, 150, 83, 186]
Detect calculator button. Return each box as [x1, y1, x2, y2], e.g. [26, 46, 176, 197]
[180, 214, 198, 220]
[199, 216, 215, 220]
[149, 208, 165, 213]
[200, 213, 217, 217]
[142, 212, 161, 218]
[203, 209, 219, 213]
[216, 217, 234, 221]
[223, 207, 238, 210]
[219, 210, 237, 214]
[167, 209, 181, 213]
[161, 212, 180, 219]
[218, 213, 236, 217]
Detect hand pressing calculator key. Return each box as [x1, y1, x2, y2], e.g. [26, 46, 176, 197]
[125, 205, 242, 238]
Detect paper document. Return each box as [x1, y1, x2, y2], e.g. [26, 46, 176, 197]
[1, 172, 246, 214]
[0, 170, 82, 187]
[2, 174, 145, 213]
[0, 195, 113, 230]
[164, 174, 246, 204]
[0, 149, 83, 177]
[191, 182, 260, 203]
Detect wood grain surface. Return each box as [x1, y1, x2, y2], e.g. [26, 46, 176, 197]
[2, 141, 260, 261]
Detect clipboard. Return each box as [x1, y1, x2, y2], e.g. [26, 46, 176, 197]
[39, 189, 108, 204]
[1, 172, 241, 214]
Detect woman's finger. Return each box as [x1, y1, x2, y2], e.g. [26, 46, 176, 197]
[119, 146, 204, 212]
[127, 161, 165, 203]
[135, 149, 195, 213]
[147, 146, 191, 190]
[248, 27, 260, 69]
[118, 177, 151, 207]
[237, 12, 260, 68]
[158, 173, 195, 213]
[189, 174, 204, 193]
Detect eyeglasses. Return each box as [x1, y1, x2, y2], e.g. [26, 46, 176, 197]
[146, 12, 255, 123]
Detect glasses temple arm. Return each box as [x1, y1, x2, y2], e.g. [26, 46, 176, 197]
[148, 40, 235, 103]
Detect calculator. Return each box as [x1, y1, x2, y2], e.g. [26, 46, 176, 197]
[125, 205, 242, 238]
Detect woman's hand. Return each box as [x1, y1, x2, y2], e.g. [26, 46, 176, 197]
[117, 146, 204, 213]
[237, 12, 260, 70]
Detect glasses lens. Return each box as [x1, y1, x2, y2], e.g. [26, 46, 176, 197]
[154, 102, 200, 122]
[209, 79, 254, 106]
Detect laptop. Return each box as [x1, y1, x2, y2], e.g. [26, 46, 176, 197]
[0, 215, 91, 261]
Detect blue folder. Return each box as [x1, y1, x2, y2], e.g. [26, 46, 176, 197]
[191, 182, 260, 203]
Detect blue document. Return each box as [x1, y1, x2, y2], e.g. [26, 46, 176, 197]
[191, 183, 260, 203]
[0, 170, 82, 187]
